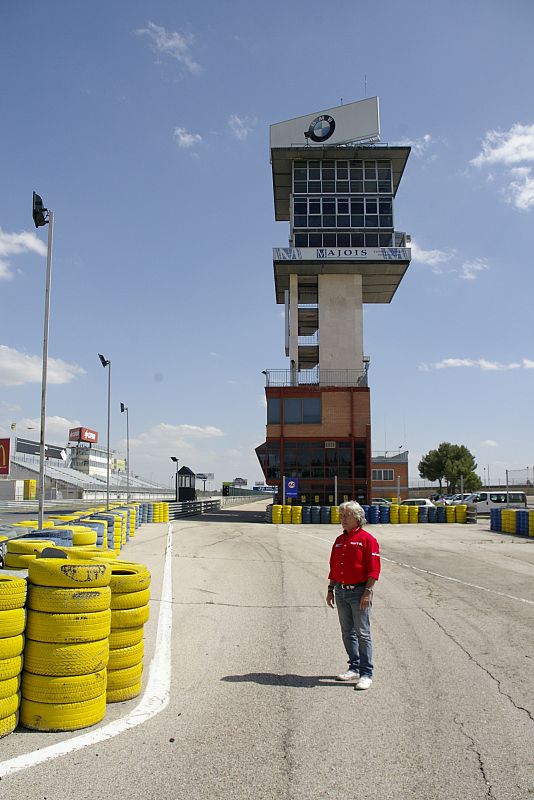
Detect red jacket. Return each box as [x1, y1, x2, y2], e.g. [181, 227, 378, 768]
[328, 526, 381, 584]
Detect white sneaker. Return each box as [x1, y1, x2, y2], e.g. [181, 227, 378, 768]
[335, 669, 359, 681]
[354, 676, 372, 690]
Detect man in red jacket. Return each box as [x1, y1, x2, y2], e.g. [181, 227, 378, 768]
[326, 500, 381, 690]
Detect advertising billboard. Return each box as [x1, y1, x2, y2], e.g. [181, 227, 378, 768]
[285, 477, 298, 498]
[68, 427, 98, 444]
[0, 438, 10, 476]
[270, 97, 380, 150]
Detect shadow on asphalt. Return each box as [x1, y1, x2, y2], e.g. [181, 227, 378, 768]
[221, 672, 348, 688]
[179, 509, 267, 524]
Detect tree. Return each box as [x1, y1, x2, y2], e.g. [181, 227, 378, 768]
[418, 442, 480, 494]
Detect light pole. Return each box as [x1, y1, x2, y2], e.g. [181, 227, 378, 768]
[120, 403, 129, 503]
[98, 354, 111, 510]
[171, 456, 178, 502]
[33, 192, 54, 530]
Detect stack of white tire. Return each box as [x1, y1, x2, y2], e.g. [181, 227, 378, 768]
[107, 563, 151, 703]
[0, 575, 27, 738]
[20, 558, 112, 731]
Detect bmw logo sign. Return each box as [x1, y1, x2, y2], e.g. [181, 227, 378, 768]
[305, 114, 336, 143]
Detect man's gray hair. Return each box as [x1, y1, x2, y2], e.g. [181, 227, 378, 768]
[338, 500, 366, 526]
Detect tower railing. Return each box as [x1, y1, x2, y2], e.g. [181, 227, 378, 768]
[262, 368, 367, 387]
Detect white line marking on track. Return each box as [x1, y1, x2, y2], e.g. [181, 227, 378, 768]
[278, 526, 534, 606]
[0, 522, 174, 779]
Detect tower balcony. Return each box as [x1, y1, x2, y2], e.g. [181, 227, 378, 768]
[273, 241, 411, 305]
[262, 366, 369, 387]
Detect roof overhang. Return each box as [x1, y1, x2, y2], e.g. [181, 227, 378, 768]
[273, 250, 411, 304]
[271, 145, 411, 221]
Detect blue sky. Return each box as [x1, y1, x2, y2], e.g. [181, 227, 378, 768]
[1, 0, 534, 488]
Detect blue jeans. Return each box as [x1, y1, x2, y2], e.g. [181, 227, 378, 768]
[335, 584, 373, 678]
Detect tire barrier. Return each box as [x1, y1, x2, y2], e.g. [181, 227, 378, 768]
[291, 506, 302, 524]
[367, 506, 380, 525]
[19, 557, 112, 731]
[489, 507, 533, 536]
[264, 502, 474, 525]
[0, 575, 26, 738]
[107, 562, 150, 704]
[379, 506, 390, 524]
[271, 505, 283, 524]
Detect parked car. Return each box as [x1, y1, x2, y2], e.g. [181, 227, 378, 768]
[449, 493, 470, 504]
[462, 491, 527, 511]
[371, 498, 391, 506]
[400, 498, 436, 507]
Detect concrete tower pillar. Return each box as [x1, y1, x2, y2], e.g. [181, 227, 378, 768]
[318, 274, 363, 373]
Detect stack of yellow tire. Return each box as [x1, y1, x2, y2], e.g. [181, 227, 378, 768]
[330, 507, 340, 524]
[0, 575, 27, 738]
[153, 504, 162, 523]
[107, 563, 150, 703]
[291, 505, 302, 524]
[4, 539, 57, 571]
[399, 506, 409, 524]
[455, 504, 467, 523]
[408, 506, 419, 524]
[529, 510, 534, 538]
[12, 520, 55, 530]
[390, 504, 400, 524]
[271, 505, 283, 524]
[501, 509, 514, 535]
[446, 506, 456, 523]
[19, 558, 112, 732]
[127, 508, 136, 539]
[282, 505, 292, 524]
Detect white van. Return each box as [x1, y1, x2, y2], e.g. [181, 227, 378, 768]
[463, 491, 527, 511]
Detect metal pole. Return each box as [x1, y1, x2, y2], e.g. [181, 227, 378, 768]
[106, 361, 111, 511]
[505, 469, 509, 507]
[175, 462, 179, 502]
[334, 475, 338, 506]
[126, 407, 130, 504]
[282, 475, 286, 506]
[38, 211, 54, 530]
[397, 474, 401, 503]
[460, 474, 464, 497]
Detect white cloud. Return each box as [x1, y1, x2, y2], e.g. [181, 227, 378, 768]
[471, 123, 534, 210]
[506, 166, 534, 210]
[459, 258, 489, 281]
[480, 439, 498, 447]
[227, 114, 257, 141]
[17, 415, 81, 444]
[135, 21, 201, 75]
[410, 239, 454, 273]
[0, 345, 86, 386]
[393, 133, 435, 158]
[0, 228, 47, 280]
[419, 357, 522, 371]
[471, 123, 534, 167]
[523, 358, 534, 368]
[173, 127, 202, 148]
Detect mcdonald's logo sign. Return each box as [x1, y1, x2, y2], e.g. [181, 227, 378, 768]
[0, 438, 10, 476]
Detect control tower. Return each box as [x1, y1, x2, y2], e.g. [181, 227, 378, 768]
[256, 98, 411, 505]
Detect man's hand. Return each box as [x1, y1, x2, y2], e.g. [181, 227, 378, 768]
[326, 588, 335, 608]
[360, 590, 372, 610]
